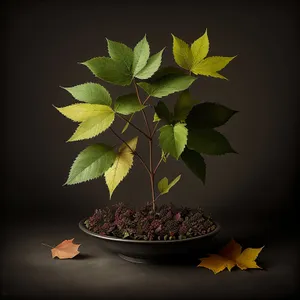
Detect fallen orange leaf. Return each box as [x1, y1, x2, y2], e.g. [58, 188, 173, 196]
[198, 239, 264, 274]
[51, 238, 81, 259]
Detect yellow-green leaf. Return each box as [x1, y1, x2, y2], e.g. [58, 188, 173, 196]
[191, 56, 236, 80]
[67, 106, 115, 142]
[121, 114, 134, 133]
[55, 104, 110, 122]
[158, 175, 181, 195]
[172, 34, 193, 70]
[153, 112, 160, 122]
[157, 177, 168, 195]
[104, 137, 138, 197]
[191, 29, 209, 66]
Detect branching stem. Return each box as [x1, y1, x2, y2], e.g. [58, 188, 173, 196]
[116, 113, 150, 139]
[151, 121, 160, 138]
[110, 128, 151, 175]
[153, 156, 164, 174]
[133, 80, 151, 136]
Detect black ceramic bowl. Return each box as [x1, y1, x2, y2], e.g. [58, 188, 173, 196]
[79, 219, 221, 263]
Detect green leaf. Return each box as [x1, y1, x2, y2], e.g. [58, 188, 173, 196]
[154, 101, 172, 124]
[68, 106, 115, 142]
[106, 39, 133, 72]
[61, 83, 112, 106]
[55, 103, 112, 122]
[66, 144, 116, 185]
[114, 94, 145, 115]
[132, 35, 150, 75]
[173, 90, 195, 121]
[135, 48, 164, 79]
[137, 74, 196, 98]
[158, 177, 168, 194]
[187, 129, 236, 155]
[172, 34, 193, 70]
[181, 148, 206, 184]
[191, 29, 209, 66]
[153, 112, 160, 122]
[104, 137, 138, 198]
[191, 56, 236, 80]
[121, 114, 134, 133]
[186, 102, 238, 129]
[158, 175, 181, 195]
[159, 123, 188, 159]
[149, 66, 186, 82]
[81, 57, 132, 86]
[168, 174, 181, 190]
[123, 231, 130, 239]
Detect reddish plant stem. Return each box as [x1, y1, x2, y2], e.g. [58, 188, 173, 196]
[143, 95, 151, 105]
[133, 80, 156, 211]
[110, 128, 151, 175]
[151, 121, 160, 138]
[133, 80, 151, 136]
[149, 139, 155, 211]
[153, 156, 163, 174]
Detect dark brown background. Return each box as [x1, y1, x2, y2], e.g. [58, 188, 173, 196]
[3, 1, 298, 299]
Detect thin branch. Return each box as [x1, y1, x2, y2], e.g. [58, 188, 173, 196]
[153, 156, 164, 174]
[110, 128, 151, 175]
[154, 194, 162, 201]
[143, 95, 151, 105]
[116, 113, 151, 140]
[151, 121, 160, 138]
[133, 80, 151, 136]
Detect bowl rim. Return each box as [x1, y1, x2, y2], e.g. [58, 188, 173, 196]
[79, 218, 220, 244]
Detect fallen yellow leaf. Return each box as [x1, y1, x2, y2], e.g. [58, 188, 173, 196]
[198, 239, 264, 274]
[236, 247, 264, 270]
[198, 254, 235, 274]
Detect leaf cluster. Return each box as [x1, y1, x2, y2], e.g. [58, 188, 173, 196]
[54, 30, 237, 199]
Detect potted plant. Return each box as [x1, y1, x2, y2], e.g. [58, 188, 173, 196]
[55, 30, 237, 263]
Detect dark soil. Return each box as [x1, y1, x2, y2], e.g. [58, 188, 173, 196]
[85, 202, 217, 241]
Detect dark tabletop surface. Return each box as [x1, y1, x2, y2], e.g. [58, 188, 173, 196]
[2, 216, 298, 300]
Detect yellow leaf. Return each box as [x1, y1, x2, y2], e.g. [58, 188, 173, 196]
[67, 106, 115, 142]
[191, 56, 236, 80]
[236, 247, 264, 270]
[198, 254, 232, 274]
[198, 239, 264, 274]
[104, 137, 138, 197]
[191, 29, 209, 66]
[172, 34, 193, 70]
[55, 104, 111, 122]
